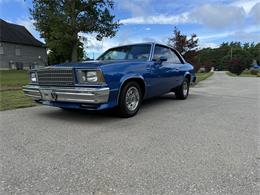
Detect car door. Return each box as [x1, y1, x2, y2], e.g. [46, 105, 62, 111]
[148, 45, 179, 96]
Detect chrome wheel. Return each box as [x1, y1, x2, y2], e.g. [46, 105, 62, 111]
[183, 80, 188, 97]
[175, 78, 189, 100]
[125, 86, 140, 111]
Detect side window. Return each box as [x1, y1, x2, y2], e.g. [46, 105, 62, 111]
[102, 50, 128, 60]
[128, 45, 151, 60]
[170, 49, 182, 64]
[153, 45, 175, 64]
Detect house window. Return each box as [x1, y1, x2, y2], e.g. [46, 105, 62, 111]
[0, 47, 3, 55]
[15, 48, 21, 56]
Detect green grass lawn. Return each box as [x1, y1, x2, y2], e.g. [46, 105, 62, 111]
[0, 70, 36, 111]
[226, 71, 260, 77]
[195, 72, 214, 84]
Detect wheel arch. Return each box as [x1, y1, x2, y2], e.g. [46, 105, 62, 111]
[184, 72, 191, 83]
[117, 76, 146, 104]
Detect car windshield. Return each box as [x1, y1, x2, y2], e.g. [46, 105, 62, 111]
[97, 44, 151, 61]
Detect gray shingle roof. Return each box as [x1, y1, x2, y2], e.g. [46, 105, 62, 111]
[0, 19, 45, 47]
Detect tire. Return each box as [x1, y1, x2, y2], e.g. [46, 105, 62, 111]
[175, 78, 190, 100]
[118, 81, 142, 118]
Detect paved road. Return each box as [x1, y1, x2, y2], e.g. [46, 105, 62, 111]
[0, 72, 259, 194]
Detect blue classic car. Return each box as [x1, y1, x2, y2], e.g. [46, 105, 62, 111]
[23, 43, 196, 117]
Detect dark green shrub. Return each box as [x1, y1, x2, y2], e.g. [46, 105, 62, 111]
[228, 59, 244, 75]
[250, 69, 259, 75]
[242, 69, 250, 74]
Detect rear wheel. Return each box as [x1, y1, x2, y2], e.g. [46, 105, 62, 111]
[175, 78, 190, 100]
[118, 81, 142, 118]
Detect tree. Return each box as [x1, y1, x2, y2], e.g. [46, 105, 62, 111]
[229, 58, 244, 75]
[30, 0, 120, 63]
[251, 43, 260, 65]
[168, 26, 199, 55]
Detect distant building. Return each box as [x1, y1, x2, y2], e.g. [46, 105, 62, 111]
[0, 19, 47, 69]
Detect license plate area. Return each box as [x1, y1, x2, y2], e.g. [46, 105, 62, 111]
[41, 89, 56, 101]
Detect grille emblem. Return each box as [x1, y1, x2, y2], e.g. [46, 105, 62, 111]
[51, 91, 57, 100]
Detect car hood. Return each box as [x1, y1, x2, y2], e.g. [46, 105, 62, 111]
[52, 60, 146, 69]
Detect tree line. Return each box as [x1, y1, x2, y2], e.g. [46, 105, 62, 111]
[194, 42, 260, 74]
[168, 27, 260, 75]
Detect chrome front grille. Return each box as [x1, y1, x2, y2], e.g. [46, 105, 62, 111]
[37, 68, 74, 86]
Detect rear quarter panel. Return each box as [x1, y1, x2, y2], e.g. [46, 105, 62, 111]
[181, 63, 196, 84]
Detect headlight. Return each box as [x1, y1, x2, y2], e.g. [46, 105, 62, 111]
[30, 72, 37, 83]
[86, 71, 98, 82]
[77, 70, 105, 84]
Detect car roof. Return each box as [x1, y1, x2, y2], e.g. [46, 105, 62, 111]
[108, 42, 181, 54]
[108, 42, 170, 49]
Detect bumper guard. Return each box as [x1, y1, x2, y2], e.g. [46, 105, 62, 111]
[23, 85, 109, 104]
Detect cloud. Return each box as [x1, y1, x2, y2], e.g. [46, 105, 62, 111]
[116, 0, 153, 17]
[249, 2, 260, 24]
[198, 24, 260, 42]
[16, 17, 44, 42]
[145, 27, 151, 31]
[79, 32, 132, 57]
[232, 31, 260, 42]
[120, 3, 249, 29]
[199, 42, 219, 49]
[199, 32, 234, 41]
[231, 25, 260, 42]
[190, 4, 246, 29]
[121, 12, 190, 25]
[16, 18, 35, 34]
[231, 0, 260, 14]
[120, 1, 260, 29]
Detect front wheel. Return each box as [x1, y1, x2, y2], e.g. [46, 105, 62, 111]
[175, 78, 190, 100]
[118, 81, 142, 118]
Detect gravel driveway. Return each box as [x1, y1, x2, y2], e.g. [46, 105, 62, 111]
[0, 71, 259, 194]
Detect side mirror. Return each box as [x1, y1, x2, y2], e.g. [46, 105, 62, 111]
[159, 56, 167, 62]
[152, 56, 167, 63]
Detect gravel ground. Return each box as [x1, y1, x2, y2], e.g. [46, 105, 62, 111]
[0, 71, 259, 195]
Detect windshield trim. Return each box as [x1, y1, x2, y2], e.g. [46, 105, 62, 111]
[97, 43, 153, 61]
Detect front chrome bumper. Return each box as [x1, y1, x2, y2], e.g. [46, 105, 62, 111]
[23, 85, 109, 104]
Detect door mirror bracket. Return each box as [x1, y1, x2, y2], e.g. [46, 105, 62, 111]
[152, 56, 167, 64]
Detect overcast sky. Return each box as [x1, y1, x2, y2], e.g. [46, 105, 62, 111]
[0, 0, 260, 58]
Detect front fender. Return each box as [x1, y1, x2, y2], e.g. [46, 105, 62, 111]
[120, 74, 145, 86]
[117, 74, 146, 103]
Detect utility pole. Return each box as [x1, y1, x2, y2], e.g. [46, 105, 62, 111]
[230, 47, 233, 60]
